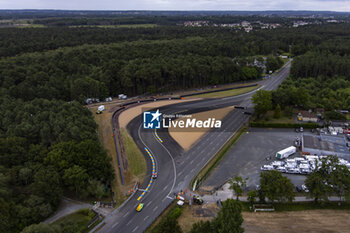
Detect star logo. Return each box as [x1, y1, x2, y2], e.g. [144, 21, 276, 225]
[143, 109, 162, 129]
[150, 109, 162, 122]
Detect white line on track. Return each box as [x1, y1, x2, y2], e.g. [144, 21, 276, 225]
[153, 129, 177, 198]
[132, 226, 139, 232]
[163, 185, 169, 191]
[123, 211, 129, 218]
[153, 206, 158, 211]
[112, 222, 119, 228]
[146, 201, 152, 207]
[127, 219, 133, 225]
[144, 216, 149, 221]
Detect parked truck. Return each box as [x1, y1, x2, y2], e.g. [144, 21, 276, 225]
[275, 146, 296, 159]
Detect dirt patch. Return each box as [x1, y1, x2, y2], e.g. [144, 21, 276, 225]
[243, 210, 350, 233]
[119, 99, 197, 129]
[168, 107, 235, 150]
[178, 203, 218, 233]
[193, 203, 219, 218]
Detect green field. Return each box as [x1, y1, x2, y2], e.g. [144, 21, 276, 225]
[191, 85, 258, 98]
[121, 128, 146, 179]
[116, 24, 157, 28]
[16, 24, 46, 28]
[69, 24, 157, 29]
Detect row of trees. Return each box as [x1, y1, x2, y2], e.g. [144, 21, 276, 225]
[252, 87, 349, 119]
[229, 171, 295, 204]
[229, 155, 350, 205]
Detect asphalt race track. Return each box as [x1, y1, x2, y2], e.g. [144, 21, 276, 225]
[93, 61, 291, 233]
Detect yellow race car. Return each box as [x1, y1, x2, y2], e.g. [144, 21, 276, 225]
[136, 203, 144, 212]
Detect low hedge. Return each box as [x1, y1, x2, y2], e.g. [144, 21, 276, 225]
[242, 201, 350, 212]
[250, 122, 319, 129]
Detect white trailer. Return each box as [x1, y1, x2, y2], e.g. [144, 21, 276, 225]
[118, 94, 127, 100]
[276, 146, 296, 159]
[98, 105, 105, 112]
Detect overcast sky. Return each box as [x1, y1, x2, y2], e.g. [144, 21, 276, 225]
[0, 0, 349, 12]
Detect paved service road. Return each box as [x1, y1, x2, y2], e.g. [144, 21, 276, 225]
[94, 61, 291, 233]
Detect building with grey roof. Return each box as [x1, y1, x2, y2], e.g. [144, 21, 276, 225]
[302, 134, 350, 159]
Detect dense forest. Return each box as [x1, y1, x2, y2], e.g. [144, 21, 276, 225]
[0, 13, 350, 232]
[0, 33, 287, 103]
[273, 33, 350, 113]
[0, 97, 114, 232]
[0, 26, 286, 57]
[2, 24, 350, 103]
[0, 23, 348, 58]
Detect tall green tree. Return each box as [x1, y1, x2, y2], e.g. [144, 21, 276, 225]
[306, 155, 350, 202]
[259, 170, 295, 203]
[31, 166, 62, 208]
[247, 190, 257, 206]
[190, 221, 212, 233]
[63, 165, 89, 196]
[305, 171, 330, 203]
[229, 176, 248, 200]
[212, 199, 244, 233]
[252, 90, 273, 117]
[273, 104, 282, 119]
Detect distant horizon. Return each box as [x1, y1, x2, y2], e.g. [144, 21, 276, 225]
[0, 9, 349, 13]
[0, 0, 349, 12]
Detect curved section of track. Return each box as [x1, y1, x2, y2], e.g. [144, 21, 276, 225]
[97, 61, 291, 233]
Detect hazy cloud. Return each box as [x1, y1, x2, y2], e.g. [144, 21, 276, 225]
[0, 0, 349, 11]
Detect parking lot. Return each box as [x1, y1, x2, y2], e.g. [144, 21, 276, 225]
[202, 128, 307, 191]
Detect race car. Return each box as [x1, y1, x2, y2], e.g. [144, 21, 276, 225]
[152, 172, 158, 179]
[136, 203, 144, 212]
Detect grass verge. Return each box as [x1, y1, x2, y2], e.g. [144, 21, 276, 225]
[121, 128, 146, 180]
[51, 209, 96, 233]
[190, 85, 258, 98]
[191, 127, 247, 190]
